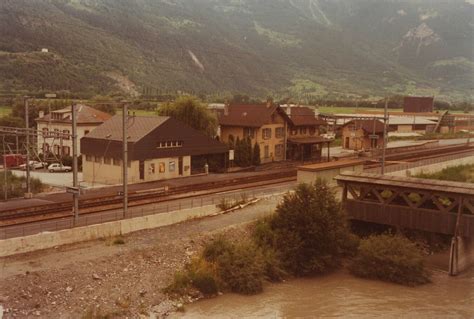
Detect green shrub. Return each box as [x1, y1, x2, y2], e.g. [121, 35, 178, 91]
[202, 236, 233, 262]
[266, 180, 353, 276]
[191, 269, 218, 296]
[215, 241, 265, 295]
[350, 233, 431, 286]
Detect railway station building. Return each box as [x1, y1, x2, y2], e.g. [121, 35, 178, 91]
[218, 103, 329, 163]
[80, 115, 229, 185]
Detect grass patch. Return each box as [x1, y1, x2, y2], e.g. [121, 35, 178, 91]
[416, 164, 474, 183]
[350, 233, 431, 286]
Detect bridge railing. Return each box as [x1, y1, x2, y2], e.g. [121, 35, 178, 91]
[364, 150, 474, 174]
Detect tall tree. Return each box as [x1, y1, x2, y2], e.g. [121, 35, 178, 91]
[252, 142, 261, 166]
[158, 96, 218, 137]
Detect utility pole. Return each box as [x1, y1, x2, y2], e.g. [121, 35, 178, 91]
[122, 102, 128, 218]
[72, 103, 79, 224]
[24, 97, 32, 198]
[3, 135, 7, 201]
[381, 97, 388, 175]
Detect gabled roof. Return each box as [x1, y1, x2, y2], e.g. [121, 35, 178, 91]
[84, 115, 169, 142]
[36, 104, 112, 124]
[218, 103, 290, 127]
[342, 119, 386, 134]
[284, 107, 327, 126]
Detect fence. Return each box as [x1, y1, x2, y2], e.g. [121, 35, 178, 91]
[364, 150, 474, 175]
[0, 184, 291, 240]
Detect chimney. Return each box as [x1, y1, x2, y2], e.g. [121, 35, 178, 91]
[39, 110, 44, 118]
[224, 103, 229, 116]
[287, 106, 291, 116]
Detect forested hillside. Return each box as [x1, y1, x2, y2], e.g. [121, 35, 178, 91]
[0, 0, 472, 101]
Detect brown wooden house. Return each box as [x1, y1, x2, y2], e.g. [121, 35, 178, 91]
[341, 119, 387, 151]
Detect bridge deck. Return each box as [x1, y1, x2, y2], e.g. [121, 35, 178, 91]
[335, 172, 474, 237]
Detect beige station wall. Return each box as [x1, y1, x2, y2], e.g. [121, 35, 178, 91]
[82, 155, 191, 185]
[220, 124, 286, 163]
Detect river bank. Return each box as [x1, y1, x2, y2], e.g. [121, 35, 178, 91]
[172, 267, 474, 318]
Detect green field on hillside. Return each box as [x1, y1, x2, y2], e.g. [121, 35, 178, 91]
[0, 106, 11, 117]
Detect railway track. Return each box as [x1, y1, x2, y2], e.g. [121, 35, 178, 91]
[2, 143, 472, 227]
[0, 170, 297, 226]
[363, 144, 474, 169]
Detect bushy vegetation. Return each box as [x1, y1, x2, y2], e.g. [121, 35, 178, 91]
[416, 164, 474, 183]
[0, 171, 43, 198]
[350, 233, 431, 286]
[166, 237, 267, 296]
[257, 181, 358, 276]
[158, 96, 218, 137]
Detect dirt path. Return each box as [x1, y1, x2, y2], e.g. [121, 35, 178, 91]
[0, 198, 278, 318]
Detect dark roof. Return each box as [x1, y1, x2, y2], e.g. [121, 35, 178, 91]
[285, 107, 326, 126]
[403, 96, 434, 113]
[84, 115, 169, 142]
[342, 119, 386, 134]
[218, 104, 290, 127]
[81, 116, 228, 160]
[36, 104, 112, 124]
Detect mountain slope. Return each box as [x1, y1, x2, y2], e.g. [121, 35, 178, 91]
[0, 0, 472, 101]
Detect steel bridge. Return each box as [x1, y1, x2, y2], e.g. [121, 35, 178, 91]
[335, 172, 474, 275]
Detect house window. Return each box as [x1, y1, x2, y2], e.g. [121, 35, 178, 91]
[42, 143, 49, 153]
[149, 163, 155, 174]
[244, 128, 255, 139]
[63, 130, 70, 140]
[262, 128, 272, 139]
[309, 127, 316, 136]
[86, 155, 92, 161]
[157, 141, 183, 148]
[275, 144, 284, 157]
[104, 157, 111, 165]
[300, 127, 307, 135]
[169, 161, 176, 172]
[42, 128, 49, 138]
[54, 128, 60, 138]
[53, 145, 60, 155]
[159, 162, 165, 173]
[264, 145, 270, 158]
[113, 158, 121, 166]
[275, 127, 284, 138]
[84, 130, 90, 135]
[94, 156, 101, 163]
[62, 146, 70, 156]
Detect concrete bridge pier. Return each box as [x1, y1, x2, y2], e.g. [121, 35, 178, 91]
[449, 236, 474, 276]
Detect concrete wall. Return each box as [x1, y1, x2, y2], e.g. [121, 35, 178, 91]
[297, 163, 364, 186]
[0, 205, 219, 257]
[457, 237, 474, 273]
[388, 155, 474, 177]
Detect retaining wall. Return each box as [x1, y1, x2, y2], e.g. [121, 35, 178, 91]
[0, 205, 219, 258]
[388, 155, 474, 177]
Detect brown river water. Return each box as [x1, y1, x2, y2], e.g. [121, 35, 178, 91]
[172, 268, 474, 318]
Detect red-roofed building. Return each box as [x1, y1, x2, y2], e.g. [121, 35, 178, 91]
[36, 104, 112, 157]
[403, 96, 434, 113]
[341, 119, 389, 151]
[218, 103, 329, 163]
